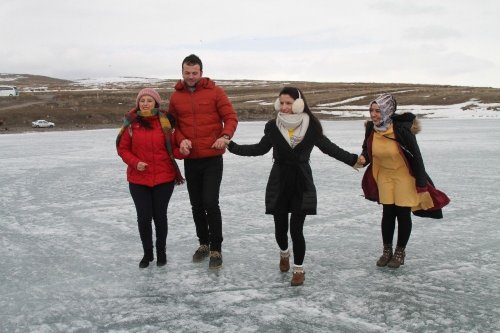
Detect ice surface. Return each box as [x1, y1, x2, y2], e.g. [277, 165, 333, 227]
[1, 119, 499, 332]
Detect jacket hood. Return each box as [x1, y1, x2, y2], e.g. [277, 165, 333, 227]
[365, 112, 421, 135]
[174, 77, 215, 91]
[392, 112, 421, 134]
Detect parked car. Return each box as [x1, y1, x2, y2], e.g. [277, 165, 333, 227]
[0, 86, 19, 97]
[32, 120, 55, 128]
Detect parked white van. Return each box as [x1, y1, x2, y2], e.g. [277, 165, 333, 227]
[0, 86, 19, 97]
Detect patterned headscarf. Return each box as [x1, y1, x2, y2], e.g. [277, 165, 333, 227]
[371, 93, 397, 132]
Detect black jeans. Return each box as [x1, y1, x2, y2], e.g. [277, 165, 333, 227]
[273, 212, 306, 265]
[129, 182, 175, 251]
[381, 204, 412, 247]
[184, 156, 224, 251]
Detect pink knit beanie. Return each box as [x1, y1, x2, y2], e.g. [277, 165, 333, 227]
[136, 88, 162, 108]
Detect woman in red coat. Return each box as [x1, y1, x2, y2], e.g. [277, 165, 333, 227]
[117, 88, 185, 268]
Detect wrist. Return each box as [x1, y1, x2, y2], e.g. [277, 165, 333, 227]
[222, 135, 230, 140]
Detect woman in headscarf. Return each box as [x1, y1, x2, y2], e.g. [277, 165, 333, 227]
[360, 93, 449, 268]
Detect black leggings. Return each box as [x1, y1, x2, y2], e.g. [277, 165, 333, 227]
[381, 204, 412, 247]
[273, 212, 306, 265]
[129, 182, 175, 251]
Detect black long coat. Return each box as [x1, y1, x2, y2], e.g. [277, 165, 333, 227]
[228, 120, 358, 215]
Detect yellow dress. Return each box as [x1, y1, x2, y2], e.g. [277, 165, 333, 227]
[372, 124, 433, 210]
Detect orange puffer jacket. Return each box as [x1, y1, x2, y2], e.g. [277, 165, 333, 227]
[168, 78, 238, 159]
[117, 116, 184, 187]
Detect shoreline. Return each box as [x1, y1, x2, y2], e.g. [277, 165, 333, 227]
[1, 116, 497, 136]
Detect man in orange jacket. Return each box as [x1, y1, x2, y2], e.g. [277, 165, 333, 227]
[168, 54, 238, 269]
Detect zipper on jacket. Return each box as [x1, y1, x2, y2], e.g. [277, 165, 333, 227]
[190, 90, 198, 156]
[382, 134, 414, 158]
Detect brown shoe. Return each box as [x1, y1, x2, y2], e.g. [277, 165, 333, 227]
[376, 244, 393, 267]
[387, 246, 405, 268]
[208, 251, 223, 269]
[290, 266, 305, 286]
[192, 244, 209, 262]
[279, 251, 290, 272]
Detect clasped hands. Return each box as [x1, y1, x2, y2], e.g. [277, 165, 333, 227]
[353, 155, 366, 171]
[179, 139, 192, 155]
[179, 136, 229, 156]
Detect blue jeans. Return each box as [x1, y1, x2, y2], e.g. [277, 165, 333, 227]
[184, 156, 224, 251]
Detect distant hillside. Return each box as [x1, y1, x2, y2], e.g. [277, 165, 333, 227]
[0, 73, 72, 89]
[0, 74, 499, 133]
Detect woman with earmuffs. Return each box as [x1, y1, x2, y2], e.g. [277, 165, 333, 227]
[223, 87, 364, 286]
[360, 93, 450, 269]
[117, 88, 186, 268]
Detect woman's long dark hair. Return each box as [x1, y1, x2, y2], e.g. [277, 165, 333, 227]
[277, 87, 323, 135]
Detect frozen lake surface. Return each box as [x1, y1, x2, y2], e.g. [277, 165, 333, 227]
[1, 119, 499, 332]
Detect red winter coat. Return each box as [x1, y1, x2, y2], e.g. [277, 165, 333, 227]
[168, 78, 238, 159]
[117, 116, 184, 187]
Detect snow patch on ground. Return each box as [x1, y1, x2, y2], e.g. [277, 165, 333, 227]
[314, 99, 500, 119]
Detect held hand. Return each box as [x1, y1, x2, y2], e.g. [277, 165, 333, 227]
[352, 155, 366, 171]
[180, 146, 191, 156]
[211, 137, 228, 150]
[352, 162, 363, 171]
[137, 161, 148, 171]
[180, 139, 192, 155]
[180, 139, 192, 150]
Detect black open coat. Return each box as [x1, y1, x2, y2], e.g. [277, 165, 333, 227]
[228, 119, 358, 215]
[361, 113, 449, 219]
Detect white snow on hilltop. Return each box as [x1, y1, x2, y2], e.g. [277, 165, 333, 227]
[74, 76, 169, 85]
[2, 74, 498, 119]
[314, 98, 500, 119]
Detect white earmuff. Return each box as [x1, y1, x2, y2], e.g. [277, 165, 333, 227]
[274, 98, 281, 112]
[292, 90, 305, 114]
[274, 89, 305, 114]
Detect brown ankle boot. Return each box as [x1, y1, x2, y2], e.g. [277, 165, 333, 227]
[387, 246, 405, 268]
[279, 250, 290, 272]
[376, 244, 393, 267]
[290, 266, 305, 286]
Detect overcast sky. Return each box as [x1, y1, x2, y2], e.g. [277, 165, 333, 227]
[1, 0, 499, 88]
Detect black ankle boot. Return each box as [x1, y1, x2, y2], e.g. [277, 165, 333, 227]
[157, 247, 167, 266]
[139, 248, 154, 268]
